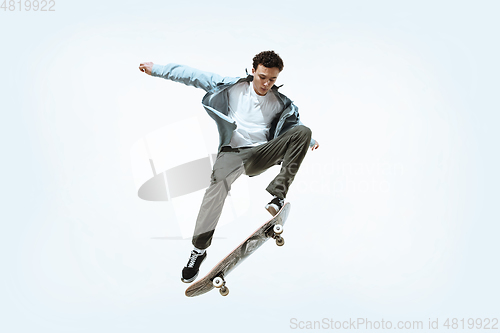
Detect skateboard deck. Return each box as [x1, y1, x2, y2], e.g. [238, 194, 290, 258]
[185, 203, 291, 297]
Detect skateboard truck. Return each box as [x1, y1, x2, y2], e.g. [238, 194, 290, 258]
[273, 224, 284, 246]
[212, 276, 229, 296]
[211, 225, 284, 297]
[266, 224, 285, 246]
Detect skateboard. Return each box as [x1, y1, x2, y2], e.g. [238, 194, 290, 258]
[185, 203, 291, 297]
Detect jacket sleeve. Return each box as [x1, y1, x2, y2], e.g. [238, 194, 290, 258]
[151, 63, 236, 92]
[292, 101, 316, 148]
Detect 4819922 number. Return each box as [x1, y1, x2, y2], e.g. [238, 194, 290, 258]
[443, 318, 498, 330]
[1, 0, 55, 11]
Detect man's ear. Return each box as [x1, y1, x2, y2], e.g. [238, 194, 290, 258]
[251, 67, 255, 74]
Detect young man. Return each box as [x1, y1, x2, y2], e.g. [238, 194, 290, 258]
[139, 51, 319, 283]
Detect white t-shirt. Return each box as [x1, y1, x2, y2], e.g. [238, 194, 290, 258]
[227, 81, 281, 148]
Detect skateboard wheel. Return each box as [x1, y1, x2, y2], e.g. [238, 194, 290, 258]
[213, 276, 224, 288]
[276, 236, 285, 246]
[273, 224, 283, 235]
[219, 286, 229, 296]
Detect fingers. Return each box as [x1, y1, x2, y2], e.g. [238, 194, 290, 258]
[138, 62, 153, 75]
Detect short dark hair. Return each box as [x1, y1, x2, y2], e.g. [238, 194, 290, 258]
[252, 50, 284, 72]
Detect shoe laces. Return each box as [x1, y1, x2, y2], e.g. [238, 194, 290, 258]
[187, 251, 201, 268]
[272, 197, 284, 206]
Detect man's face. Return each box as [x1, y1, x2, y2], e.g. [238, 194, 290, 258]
[251, 64, 280, 96]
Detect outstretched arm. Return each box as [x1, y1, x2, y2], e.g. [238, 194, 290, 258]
[139, 62, 238, 92]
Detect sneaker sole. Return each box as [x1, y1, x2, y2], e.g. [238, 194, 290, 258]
[181, 272, 199, 284]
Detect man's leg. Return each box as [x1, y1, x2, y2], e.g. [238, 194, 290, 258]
[244, 125, 312, 207]
[181, 149, 248, 283]
[191, 150, 247, 249]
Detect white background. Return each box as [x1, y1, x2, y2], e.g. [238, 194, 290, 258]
[1, 0, 499, 332]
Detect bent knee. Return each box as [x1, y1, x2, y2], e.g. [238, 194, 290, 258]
[294, 125, 312, 138]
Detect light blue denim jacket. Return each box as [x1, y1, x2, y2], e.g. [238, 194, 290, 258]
[151, 63, 316, 151]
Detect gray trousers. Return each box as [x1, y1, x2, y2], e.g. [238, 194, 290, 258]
[192, 125, 312, 249]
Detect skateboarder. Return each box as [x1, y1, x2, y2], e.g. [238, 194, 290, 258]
[139, 51, 319, 283]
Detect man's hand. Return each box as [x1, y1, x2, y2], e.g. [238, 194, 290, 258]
[311, 140, 320, 151]
[139, 62, 154, 75]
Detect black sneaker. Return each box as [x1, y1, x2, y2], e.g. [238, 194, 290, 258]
[265, 197, 284, 216]
[181, 250, 207, 283]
